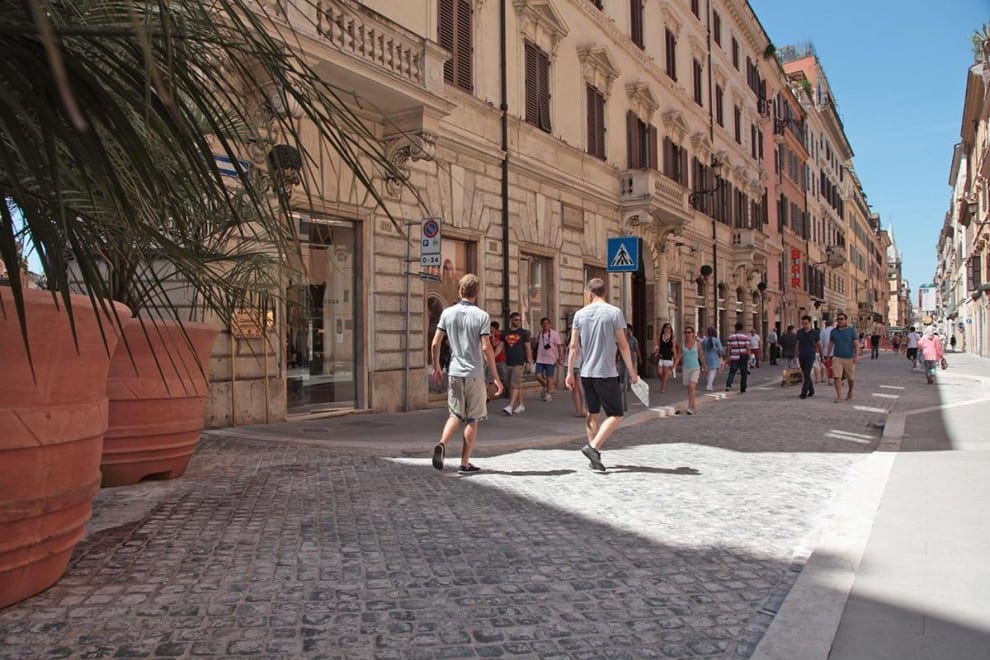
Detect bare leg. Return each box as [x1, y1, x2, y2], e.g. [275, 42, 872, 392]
[846, 379, 854, 400]
[833, 377, 843, 401]
[460, 421, 478, 466]
[687, 382, 697, 410]
[438, 415, 461, 448]
[571, 377, 585, 415]
[585, 412, 600, 444]
[589, 415, 624, 450]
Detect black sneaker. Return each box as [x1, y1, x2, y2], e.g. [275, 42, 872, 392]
[457, 464, 481, 475]
[581, 444, 606, 472]
[432, 443, 445, 471]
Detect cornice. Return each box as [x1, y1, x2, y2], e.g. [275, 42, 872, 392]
[577, 45, 620, 98]
[513, 0, 570, 57]
[627, 82, 660, 121]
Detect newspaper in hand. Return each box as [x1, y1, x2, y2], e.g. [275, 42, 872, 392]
[630, 377, 650, 407]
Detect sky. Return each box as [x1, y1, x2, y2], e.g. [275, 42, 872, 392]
[749, 0, 989, 295]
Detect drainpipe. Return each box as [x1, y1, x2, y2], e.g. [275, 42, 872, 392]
[705, 0, 719, 335]
[500, 0, 511, 324]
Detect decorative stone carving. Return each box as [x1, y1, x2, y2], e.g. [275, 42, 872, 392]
[661, 4, 683, 36]
[690, 132, 713, 163]
[513, 0, 569, 57]
[627, 82, 659, 121]
[662, 110, 690, 142]
[384, 131, 439, 198]
[577, 46, 620, 98]
[688, 35, 706, 63]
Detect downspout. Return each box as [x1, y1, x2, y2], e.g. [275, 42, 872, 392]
[705, 0, 718, 335]
[500, 0, 511, 324]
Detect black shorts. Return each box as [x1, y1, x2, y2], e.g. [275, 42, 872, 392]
[906, 348, 918, 360]
[582, 377, 623, 417]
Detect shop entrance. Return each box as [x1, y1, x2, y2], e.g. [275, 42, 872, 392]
[285, 216, 357, 412]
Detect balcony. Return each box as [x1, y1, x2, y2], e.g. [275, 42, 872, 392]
[733, 228, 767, 250]
[619, 170, 691, 236]
[284, 1, 453, 130]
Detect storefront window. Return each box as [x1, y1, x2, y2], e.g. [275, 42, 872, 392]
[667, 281, 682, 332]
[520, 254, 553, 333]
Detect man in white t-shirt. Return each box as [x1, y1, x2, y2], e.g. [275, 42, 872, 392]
[819, 319, 835, 379]
[430, 274, 502, 475]
[906, 326, 921, 369]
[566, 278, 639, 473]
[749, 328, 762, 368]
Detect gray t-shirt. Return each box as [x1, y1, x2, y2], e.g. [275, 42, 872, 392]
[436, 301, 491, 379]
[572, 302, 626, 378]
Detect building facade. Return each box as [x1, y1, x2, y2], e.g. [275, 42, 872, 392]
[205, 1, 892, 425]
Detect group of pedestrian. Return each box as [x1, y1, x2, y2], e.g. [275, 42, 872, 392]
[430, 275, 638, 475]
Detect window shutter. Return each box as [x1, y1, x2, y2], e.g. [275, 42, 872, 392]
[455, 0, 473, 91]
[525, 42, 538, 127]
[647, 124, 658, 170]
[631, 0, 644, 48]
[538, 49, 551, 132]
[679, 145, 688, 185]
[587, 86, 595, 156]
[626, 110, 638, 169]
[439, 0, 455, 84]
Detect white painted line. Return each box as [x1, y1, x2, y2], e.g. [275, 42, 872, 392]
[826, 429, 875, 441]
[852, 405, 888, 414]
[823, 432, 872, 444]
[871, 393, 900, 399]
[878, 385, 906, 390]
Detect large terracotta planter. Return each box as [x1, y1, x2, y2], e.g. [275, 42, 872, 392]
[101, 320, 218, 487]
[0, 286, 129, 608]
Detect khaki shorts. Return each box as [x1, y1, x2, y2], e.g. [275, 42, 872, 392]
[448, 376, 488, 422]
[832, 357, 856, 380]
[683, 368, 701, 384]
[507, 364, 525, 389]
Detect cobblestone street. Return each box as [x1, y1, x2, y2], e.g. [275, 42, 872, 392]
[1, 356, 936, 659]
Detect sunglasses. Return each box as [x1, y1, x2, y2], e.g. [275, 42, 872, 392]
[684, 330, 694, 334]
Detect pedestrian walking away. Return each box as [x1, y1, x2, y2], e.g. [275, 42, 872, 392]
[702, 326, 723, 392]
[650, 322, 678, 393]
[905, 326, 921, 369]
[430, 274, 503, 475]
[566, 277, 639, 473]
[870, 331, 881, 359]
[676, 325, 705, 414]
[779, 324, 798, 386]
[501, 312, 532, 415]
[795, 315, 821, 399]
[725, 322, 750, 393]
[918, 328, 946, 385]
[748, 327, 762, 369]
[949, 333, 957, 352]
[534, 317, 563, 402]
[767, 326, 779, 365]
[828, 312, 860, 403]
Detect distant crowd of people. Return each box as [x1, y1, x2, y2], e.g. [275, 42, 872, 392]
[428, 272, 951, 475]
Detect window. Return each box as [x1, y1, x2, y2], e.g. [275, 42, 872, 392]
[520, 253, 553, 334]
[630, 0, 644, 49]
[713, 11, 722, 46]
[667, 281, 682, 334]
[691, 0, 700, 18]
[586, 85, 606, 160]
[524, 41, 551, 132]
[626, 110, 657, 169]
[750, 123, 757, 159]
[438, 0, 473, 92]
[732, 38, 739, 69]
[591, 0, 603, 7]
[693, 59, 703, 105]
[665, 29, 677, 80]
[663, 137, 688, 185]
[733, 105, 741, 144]
[715, 85, 724, 126]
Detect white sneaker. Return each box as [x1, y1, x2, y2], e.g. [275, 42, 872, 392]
[502, 405, 513, 416]
[513, 404, 526, 414]
[545, 394, 553, 402]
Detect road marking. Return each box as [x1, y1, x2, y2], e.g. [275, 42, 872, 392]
[853, 405, 888, 414]
[824, 431, 873, 444]
[825, 429, 875, 442]
[871, 393, 900, 399]
[879, 385, 905, 390]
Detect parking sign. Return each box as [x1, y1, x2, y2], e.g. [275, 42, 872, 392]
[421, 217, 441, 267]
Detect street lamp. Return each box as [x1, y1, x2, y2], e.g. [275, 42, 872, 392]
[757, 281, 768, 362]
[688, 157, 723, 209]
[690, 158, 724, 338]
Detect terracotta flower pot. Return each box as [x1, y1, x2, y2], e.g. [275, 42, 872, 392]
[0, 286, 129, 608]
[101, 320, 219, 487]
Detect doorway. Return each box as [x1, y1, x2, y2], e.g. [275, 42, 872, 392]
[285, 216, 358, 412]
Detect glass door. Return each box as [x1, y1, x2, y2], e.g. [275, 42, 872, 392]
[286, 216, 356, 412]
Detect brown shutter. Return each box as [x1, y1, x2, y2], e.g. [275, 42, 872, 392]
[525, 42, 538, 127]
[679, 145, 688, 185]
[648, 124, 658, 171]
[439, 0, 454, 84]
[538, 48, 551, 132]
[587, 86, 595, 156]
[631, 0, 643, 48]
[662, 136, 672, 177]
[626, 110, 638, 169]
[455, 0, 472, 91]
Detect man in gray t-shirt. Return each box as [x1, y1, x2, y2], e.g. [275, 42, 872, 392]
[430, 274, 502, 475]
[566, 278, 638, 473]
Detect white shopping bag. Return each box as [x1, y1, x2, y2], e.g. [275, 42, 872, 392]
[630, 378, 650, 407]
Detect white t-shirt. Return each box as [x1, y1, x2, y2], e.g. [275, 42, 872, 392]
[820, 326, 833, 356]
[907, 332, 921, 349]
[572, 301, 626, 378]
[749, 334, 761, 349]
[535, 329, 562, 365]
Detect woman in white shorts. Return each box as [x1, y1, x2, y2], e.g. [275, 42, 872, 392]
[676, 325, 704, 414]
[651, 322, 679, 393]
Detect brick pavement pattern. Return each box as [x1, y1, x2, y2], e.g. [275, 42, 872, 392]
[1, 354, 930, 659]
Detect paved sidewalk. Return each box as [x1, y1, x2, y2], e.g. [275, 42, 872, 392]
[1, 353, 969, 659]
[753, 350, 990, 660]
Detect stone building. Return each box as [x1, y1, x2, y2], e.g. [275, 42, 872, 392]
[205, 1, 891, 425]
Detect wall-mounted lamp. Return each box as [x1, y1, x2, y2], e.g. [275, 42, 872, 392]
[689, 158, 723, 209]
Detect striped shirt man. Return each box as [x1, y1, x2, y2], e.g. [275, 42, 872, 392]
[727, 331, 751, 359]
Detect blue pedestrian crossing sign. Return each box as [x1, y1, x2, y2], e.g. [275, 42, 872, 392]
[607, 237, 640, 272]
